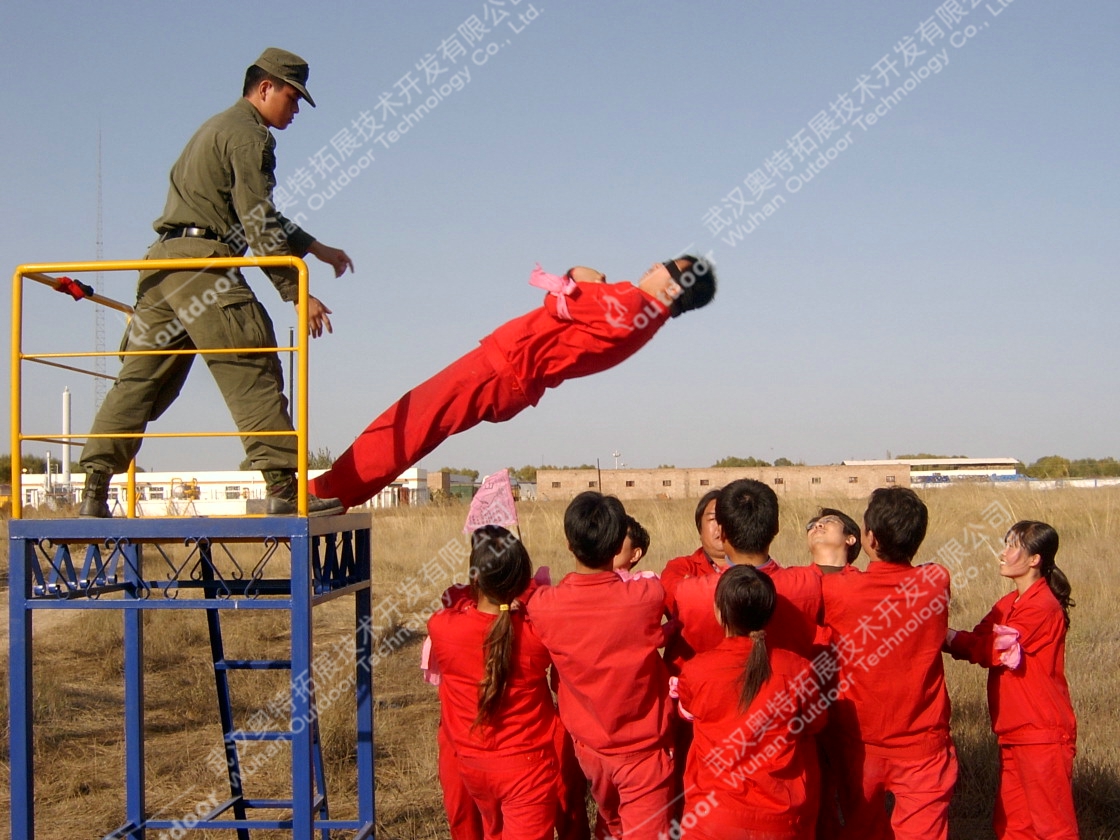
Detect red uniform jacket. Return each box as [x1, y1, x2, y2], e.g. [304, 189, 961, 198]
[948, 578, 1075, 745]
[669, 559, 823, 667]
[312, 281, 669, 507]
[661, 547, 722, 674]
[526, 571, 671, 755]
[427, 602, 557, 757]
[661, 547, 722, 606]
[822, 561, 952, 756]
[678, 637, 824, 831]
[485, 281, 669, 407]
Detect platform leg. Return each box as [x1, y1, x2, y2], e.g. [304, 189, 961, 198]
[355, 527, 375, 830]
[10, 534, 34, 840]
[291, 532, 314, 838]
[123, 544, 146, 838]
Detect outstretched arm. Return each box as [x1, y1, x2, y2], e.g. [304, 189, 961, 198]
[308, 240, 355, 277]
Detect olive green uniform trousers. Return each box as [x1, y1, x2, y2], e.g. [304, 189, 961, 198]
[80, 237, 297, 474]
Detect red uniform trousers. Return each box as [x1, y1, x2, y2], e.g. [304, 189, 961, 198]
[572, 741, 673, 840]
[679, 800, 807, 840]
[836, 741, 958, 840]
[310, 340, 529, 508]
[457, 748, 559, 840]
[439, 719, 485, 840]
[667, 717, 693, 827]
[555, 718, 593, 840]
[995, 742, 1078, 840]
[813, 720, 848, 840]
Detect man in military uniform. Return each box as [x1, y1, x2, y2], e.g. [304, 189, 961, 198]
[79, 48, 352, 517]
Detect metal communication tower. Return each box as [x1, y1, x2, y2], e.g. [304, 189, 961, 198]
[94, 130, 107, 408]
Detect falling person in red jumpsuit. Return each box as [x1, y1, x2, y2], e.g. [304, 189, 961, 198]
[310, 256, 716, 509]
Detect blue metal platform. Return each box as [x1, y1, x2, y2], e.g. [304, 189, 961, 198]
[8, 513, 375, 839]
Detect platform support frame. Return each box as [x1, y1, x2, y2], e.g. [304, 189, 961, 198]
[7, 513, 374, 839]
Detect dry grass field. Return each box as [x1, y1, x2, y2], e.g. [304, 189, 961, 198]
[1, 484, 1119, 838]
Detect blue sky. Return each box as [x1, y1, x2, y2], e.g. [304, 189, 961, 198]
[3, 0, 1118, 476]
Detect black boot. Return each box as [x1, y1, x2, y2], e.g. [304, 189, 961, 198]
[79, 470, 112, 518]
[264, 472, 344, 517]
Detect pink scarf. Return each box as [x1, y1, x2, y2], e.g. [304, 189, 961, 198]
[528, 263, 577, 320]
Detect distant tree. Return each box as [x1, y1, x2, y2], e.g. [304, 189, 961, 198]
[657, 464, 676, 469]
[774, 457, 794, 467]
[0, 454, 48, 482]
[1024, 455, 1070, 479]
[238, 446, 335, 472]
[440, 466, 480, 482]
[712, 456, 772, 468]
[1091, 457, 1120, 477]
[507, 465, 538, 483]
[308, 447, 334, 470]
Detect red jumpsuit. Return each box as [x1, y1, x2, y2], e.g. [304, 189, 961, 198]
[821, 561, 957, 840]
[526, 572, 673, 840]
[677, 637, 825, 840]
[948, 578, 1077, 840]
[311, 281, 669, 508]
[427, 601, 560, 840]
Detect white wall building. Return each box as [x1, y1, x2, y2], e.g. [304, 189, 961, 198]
[16, 467, 429, 516]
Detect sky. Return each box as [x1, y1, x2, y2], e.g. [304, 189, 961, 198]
[3, 0, 1118, 478]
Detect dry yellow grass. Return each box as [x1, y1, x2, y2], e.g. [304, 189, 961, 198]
[2, 485, 1119, 838]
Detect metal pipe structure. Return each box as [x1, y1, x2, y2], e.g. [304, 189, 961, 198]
[11, 256, 311, 517]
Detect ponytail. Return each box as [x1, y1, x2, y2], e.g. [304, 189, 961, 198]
[1007, 520, 1074, 629]
[1043, 564, 1075, 630]
[714, 565, 777, 712]
[739, 629, 772, 712]
[476, 606, 515, 726]
[468, 525, 532, 728]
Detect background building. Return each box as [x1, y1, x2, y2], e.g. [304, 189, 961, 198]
[536, 463, 908, 502]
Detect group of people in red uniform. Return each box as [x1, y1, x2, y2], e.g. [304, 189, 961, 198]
[423, 479, 1079, 840]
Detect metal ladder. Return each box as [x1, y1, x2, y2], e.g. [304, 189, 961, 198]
[201, 557, 331, 839]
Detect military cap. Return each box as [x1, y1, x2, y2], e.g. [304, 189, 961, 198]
[253, 47, 316, 107]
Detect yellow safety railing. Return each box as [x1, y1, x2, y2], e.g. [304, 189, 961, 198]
[10, 257, 310, 519]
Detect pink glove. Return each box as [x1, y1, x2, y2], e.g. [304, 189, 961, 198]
[669, 678, 697, 720]
[993, 623, 1022, 669]
[615, 568, 659, 582]
[420, 637, 441, 686]
[528, 263, 578, 320]
[668, 675, 681, 700]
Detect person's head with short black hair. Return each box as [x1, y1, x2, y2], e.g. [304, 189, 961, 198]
[806, 507, 862, 564]
[243, 64, 286, 97]
[663, 255, 717, 318]
[627, 515, 651, 560]
[863, 486, 928, 564]
[693, 487, 725, 562]
[715, 478, 780, 557]
[694, 488, 723, 532]
[612, 514, 652, 571]
[564, 491, 627, 569]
